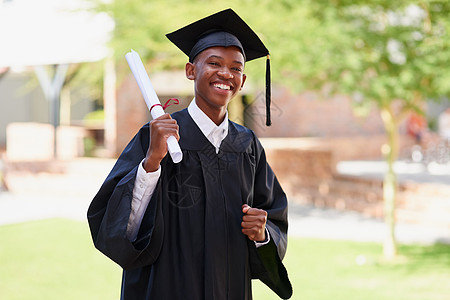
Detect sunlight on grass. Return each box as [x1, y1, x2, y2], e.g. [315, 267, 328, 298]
[1, 219, 449, 300]
[0, 219, 121, 300]
[253, 238, 450, 300]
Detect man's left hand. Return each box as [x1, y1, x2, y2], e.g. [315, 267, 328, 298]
[241, 204, 267, 242]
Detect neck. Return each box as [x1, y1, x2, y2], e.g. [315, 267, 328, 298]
[209, 109, 227, 126]
[195, 100, 227, 126]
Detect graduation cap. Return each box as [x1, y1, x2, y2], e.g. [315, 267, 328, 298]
[166, 8, 272, 126]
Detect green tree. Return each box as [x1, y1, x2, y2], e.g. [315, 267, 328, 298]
[290, 0, 450, 259]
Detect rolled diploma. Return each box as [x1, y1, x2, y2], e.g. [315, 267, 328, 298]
[125, 49, 182, 163]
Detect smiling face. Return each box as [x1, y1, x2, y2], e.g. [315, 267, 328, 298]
[186, 46, 247, 121]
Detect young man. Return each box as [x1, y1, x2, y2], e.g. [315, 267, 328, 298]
[87, 9, 292, 300]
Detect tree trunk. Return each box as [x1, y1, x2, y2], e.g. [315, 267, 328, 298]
[380, 106, 399, 260]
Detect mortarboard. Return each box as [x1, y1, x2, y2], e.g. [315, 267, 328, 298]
[166, 8, 272, 126]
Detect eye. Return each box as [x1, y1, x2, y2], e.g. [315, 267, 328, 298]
[232, 67, 242, 72]
[209, 62, 220, 66]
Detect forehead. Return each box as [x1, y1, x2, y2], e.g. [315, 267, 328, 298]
[195, 46, 245, 64]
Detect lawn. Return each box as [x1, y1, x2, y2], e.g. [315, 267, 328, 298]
[1, 219, 449, 300]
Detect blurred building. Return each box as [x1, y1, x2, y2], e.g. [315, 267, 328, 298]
[0, 0, 113, 158]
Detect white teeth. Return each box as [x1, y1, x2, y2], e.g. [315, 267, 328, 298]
[214, 83, 231, 90]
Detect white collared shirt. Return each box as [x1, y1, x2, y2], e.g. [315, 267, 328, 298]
[127, 99, 269, 246]
[188, 99, 228, 154]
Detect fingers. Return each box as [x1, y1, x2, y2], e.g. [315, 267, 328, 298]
[241, 215, 267, 230]
[242, 224, 266, 242]
[241, 205, 267, 242]
[143, 114, 179, 172]
[150, 122, 180, 141]
[242, 205, 267, 218]
[150, 114, 180, 141]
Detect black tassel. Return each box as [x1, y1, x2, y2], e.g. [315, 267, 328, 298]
[265, 54, 271, 126]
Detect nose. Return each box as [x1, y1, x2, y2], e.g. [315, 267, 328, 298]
[217, 68, 234, 79]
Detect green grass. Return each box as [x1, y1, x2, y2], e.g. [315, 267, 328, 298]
[0, 219, 121, 300]
[1, 219, 450, 300]
[254, 238, 450, 300]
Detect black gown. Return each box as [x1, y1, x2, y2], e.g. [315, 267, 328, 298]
[87, 108, 292, 299]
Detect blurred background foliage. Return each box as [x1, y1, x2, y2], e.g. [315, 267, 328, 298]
[89, 0, 449, 104]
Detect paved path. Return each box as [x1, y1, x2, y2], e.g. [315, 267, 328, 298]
[336, 160, 450, 185]
[0, 191, 91, 225]
[288, 202, 450, 244]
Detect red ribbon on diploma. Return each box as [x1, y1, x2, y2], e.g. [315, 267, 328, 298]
[149, 98, 179, 114]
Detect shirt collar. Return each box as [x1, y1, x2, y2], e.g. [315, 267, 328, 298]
[188, 99, 229, 140]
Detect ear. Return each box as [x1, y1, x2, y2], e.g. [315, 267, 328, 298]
[239, 74, 247, 90]
[185, 62, 195, 80]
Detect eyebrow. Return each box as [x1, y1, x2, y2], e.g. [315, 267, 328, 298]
[208, 55, 244, 66]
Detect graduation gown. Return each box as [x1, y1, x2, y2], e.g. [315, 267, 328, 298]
[87, 108, 292, 299]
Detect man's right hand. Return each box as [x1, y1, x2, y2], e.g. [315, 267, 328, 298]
[143, 113, 179, 172]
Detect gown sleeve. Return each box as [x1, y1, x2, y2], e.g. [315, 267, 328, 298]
[248, 135, 293, 299]
[86, 123, 164, 270]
